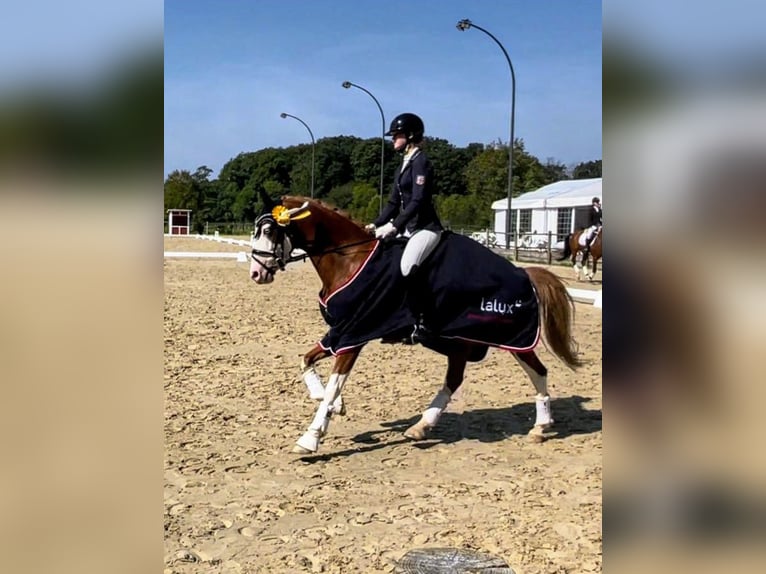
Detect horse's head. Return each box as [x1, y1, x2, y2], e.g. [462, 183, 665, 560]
[249, 195, 311, 284]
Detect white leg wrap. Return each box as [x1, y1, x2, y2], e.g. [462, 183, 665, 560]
[308, 402, 331, 432]
[535, 395, 553, 426]
[422, 386, 452, 426]
[302, 367, 325, 400]
[307, 373, 348, 434]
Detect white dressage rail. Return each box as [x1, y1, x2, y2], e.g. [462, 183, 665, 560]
[165, 234, 602, 309]
[164, 251, 249, 262]
[566, 288, 602, 309]
[163, 232, 252, 247]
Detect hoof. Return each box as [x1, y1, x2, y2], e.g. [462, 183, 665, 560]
[332, 401, 347, 417]
[294, 431, 320, 454]
[404, 422, 431, 440]
[528, 424, 555, 443]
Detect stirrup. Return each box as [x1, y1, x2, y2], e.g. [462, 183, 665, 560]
[381, 325, 417, 345]
[411, 322, 435, 344]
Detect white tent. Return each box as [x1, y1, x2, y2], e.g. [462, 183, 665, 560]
[491, 178, 601, 247]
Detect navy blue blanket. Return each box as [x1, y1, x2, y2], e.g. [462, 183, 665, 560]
[318, 232, 540, 355]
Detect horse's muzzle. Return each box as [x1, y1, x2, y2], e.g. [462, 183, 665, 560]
[250, 268, 275, 284]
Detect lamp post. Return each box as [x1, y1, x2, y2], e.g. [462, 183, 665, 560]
[456, 18, 516, 251]
[279, 112, 315, 198]
[342, 81, 386, 214]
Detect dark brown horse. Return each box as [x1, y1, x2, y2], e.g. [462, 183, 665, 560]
[558, 227, 602, 281]
[250, 195, 582, 454]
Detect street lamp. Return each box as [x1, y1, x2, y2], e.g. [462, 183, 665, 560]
[456, 18, 516, 251]
[279, 112, 316, 198]
[342, 81, 386, 214]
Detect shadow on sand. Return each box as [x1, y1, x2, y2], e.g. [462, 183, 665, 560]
[297, 395, 600, 463]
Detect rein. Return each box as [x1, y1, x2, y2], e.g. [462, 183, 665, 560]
[250, 221, 377, 275]
[283, 237, 378, 263]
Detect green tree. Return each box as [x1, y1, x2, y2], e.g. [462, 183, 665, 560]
[463, 146, 508, 225]
[572, 159, 602, 179]
[348, 182, 379, 222]
[436, 194, 479, 228]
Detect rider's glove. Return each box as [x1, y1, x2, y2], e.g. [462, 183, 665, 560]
[374, 222, 397, 239]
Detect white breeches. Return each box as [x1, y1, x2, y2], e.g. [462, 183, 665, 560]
[580, 225, 600, 247]
[400, 229, 442, 276]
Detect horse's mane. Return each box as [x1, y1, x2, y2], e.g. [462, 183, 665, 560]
[282, 195, 366, 230]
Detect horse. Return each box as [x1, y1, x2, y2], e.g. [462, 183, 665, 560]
[249, 194, 583, 454]
[557, 227, 602, 281]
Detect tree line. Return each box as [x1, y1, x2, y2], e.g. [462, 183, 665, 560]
[164, 136, 601, 233]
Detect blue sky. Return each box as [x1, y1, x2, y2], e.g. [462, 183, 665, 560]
[164, 0, 602, 178]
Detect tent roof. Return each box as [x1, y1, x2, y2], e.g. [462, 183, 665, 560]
[491, 178, 601, 210]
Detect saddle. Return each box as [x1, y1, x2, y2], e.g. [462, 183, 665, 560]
[578, 226, 601, 248]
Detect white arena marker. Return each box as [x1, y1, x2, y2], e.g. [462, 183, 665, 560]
[164, 252, 243, 259]
[236, 251, 248, 263]
[566, 287, 602, 309]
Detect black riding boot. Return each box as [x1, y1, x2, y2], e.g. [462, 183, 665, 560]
[381, 266, 428, 345]
[581, 247, 590, 267]
[406, 265, 434, 344]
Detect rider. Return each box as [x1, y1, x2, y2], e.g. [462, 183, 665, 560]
[581, 196, 602, 266]
[366, 112, 443, 341]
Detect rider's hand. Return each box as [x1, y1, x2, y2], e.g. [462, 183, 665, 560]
[374, 222, 397, 239]
[364, 223, 376, 235]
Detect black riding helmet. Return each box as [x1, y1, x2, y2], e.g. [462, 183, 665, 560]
[386, 112, 424, 143]
[592, 197, 601, 204]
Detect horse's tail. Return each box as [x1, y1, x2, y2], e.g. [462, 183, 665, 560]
[556, 234, 572, 261]
[526, 266, 583, 370]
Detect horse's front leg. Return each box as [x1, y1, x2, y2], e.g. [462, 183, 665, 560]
[299, 344, 331, 400]
[293, 348, 362, 454]
[299, 344, 346, 414]
[571, 250, 583, 281]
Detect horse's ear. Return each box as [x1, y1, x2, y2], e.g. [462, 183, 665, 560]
[257, 186, 277, 211]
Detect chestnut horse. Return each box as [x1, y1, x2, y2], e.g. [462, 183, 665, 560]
[250, 195, 582, 454]
[557, 227, 602, 281]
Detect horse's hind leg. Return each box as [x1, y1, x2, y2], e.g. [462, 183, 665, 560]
[293, 348, 362, 454]
[513, 350, 555, 442]
[587, 257, 598, 282]
[404, 345, 470, 440]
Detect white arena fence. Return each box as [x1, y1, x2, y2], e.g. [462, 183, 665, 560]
[164, 233, 601, 310]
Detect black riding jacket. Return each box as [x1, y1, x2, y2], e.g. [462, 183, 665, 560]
[587, 205, 603, 227]
[374, 150, 443, 234]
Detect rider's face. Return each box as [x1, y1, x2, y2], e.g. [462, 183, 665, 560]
[391, 132, 407, 151]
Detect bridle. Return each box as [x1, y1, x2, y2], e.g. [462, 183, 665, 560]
[250, 213, 297, 277]
[250, 211, 377, 277]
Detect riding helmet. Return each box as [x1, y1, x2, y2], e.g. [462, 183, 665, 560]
[386, 113, 425, 143]
[592, 197, 600, 204]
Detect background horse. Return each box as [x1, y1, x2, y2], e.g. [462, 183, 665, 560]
[250, 195, 583, 454]
[557, 227, 602, 281]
